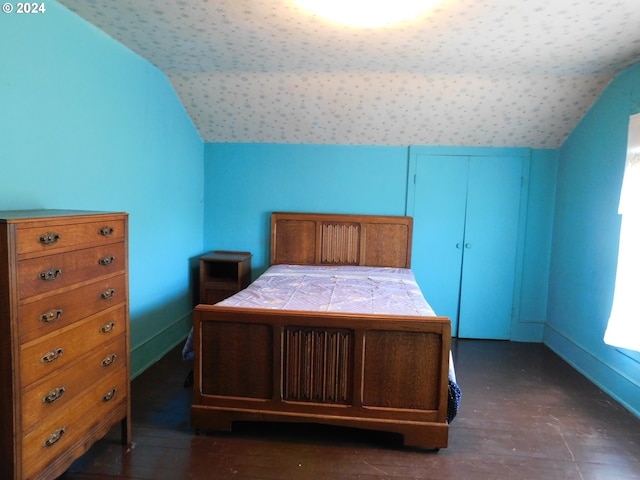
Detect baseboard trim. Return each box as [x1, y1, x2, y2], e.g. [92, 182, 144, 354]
[543, 324, 640, 419]
[130, 312, 192, 379]
[510, 321, 544, 342]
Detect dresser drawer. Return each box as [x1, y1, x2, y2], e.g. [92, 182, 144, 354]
[18, 242, 125, 300]
[16, 217, 126, 256]
[21, 336, 126, 432]
[22, 368, 128, 480]
[20, 305, 126, 388]
[19, 274, 127, 344]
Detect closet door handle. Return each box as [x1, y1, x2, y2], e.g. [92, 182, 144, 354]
[456, 243, 462, 249]
[465, 243, 472, 249]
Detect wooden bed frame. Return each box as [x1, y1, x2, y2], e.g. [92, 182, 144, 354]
[191, 212, 452, 449]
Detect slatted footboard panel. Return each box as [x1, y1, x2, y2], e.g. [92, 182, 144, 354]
[283, 327, 353, 404]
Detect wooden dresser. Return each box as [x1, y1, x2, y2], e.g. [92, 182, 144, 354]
[0, 210, 131, 480]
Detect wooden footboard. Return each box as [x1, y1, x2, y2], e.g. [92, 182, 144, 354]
[191, 304, 451, 449]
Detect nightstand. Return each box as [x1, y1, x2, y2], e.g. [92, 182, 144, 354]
[199, 250, 251, 304]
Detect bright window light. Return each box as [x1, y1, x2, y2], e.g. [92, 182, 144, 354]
[604, 113, 640, 353]
[294, 0, 442, 28]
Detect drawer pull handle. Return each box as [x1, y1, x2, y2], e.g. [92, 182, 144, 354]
[98, 255, 115, 266]
[101, 353, 117, 367]
[43, 427, 66, 447]
[39, 268, 62, 281]
[99, 226, 114, 237]
[38, 232, 61, 245]
[43, 386, 66, 404]
[40, 309, 63, 323]
[102, 387, 118, 402]
[101, 288, 116, 300]
[41, 348, 64, 363]
[100, 321, 116, 333]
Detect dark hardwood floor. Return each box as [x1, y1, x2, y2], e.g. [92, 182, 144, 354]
[60, 340, 640, 479]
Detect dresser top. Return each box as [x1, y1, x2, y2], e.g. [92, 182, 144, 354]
[0, 209, 126, 223]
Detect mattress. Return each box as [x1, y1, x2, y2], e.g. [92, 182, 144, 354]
[215, 264, 437, 316]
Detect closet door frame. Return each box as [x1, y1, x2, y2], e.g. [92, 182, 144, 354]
[406, 146, 531, 341]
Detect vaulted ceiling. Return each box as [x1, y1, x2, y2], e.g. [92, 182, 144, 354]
[58, 0, 640, 148]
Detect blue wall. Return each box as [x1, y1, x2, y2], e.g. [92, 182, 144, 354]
[0, 1, 204, 376]
[521, 149, 558, 338]
[203, 143, 409, 274]
[545, 64, 640, 418]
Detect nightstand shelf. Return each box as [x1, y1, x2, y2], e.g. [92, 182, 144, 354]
[199, 251, 251, 304]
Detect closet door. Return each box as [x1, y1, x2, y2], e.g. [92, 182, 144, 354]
[411, 155, 468, 336]
[411, 154, 523, 339]
[457, 155, 522, 339]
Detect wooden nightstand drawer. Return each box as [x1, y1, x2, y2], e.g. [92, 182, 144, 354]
[20, 305, 126, 388]
[21, 368, 128, 480]
[17, 242, 125, 300]
[19, 274, 127, 344]
[21, 336, 126, 432]
[16, 217, 125, 257]
[202, 285, 239, 305]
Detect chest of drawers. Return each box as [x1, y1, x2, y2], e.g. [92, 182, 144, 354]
[0, 210, 131, 480]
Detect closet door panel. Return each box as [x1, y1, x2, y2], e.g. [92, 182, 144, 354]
[458, 156, 523, 339]
[412, 155, 468, 335]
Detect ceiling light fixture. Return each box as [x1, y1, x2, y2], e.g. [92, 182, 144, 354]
[294, 0, 442, 28]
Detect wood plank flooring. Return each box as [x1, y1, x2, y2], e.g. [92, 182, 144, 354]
[60, 340, 640, 479]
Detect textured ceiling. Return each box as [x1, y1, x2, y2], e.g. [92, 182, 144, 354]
[58, 0, 640, 148]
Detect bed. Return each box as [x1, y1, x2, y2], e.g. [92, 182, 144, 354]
[190, 212, 454, 449]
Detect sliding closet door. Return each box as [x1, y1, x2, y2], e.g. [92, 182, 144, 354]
[411, 155, 468, 336]
[457, 155, 523, 339]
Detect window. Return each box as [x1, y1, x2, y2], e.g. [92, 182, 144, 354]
[604, 113, 640, 353]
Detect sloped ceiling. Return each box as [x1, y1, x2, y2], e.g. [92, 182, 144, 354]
[58, 0, 640, 148]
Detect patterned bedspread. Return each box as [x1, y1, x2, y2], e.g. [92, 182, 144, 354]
[216, 264, 437, 316]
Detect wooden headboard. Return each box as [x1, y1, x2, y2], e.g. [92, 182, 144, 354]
[270, 212, 413, 268]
